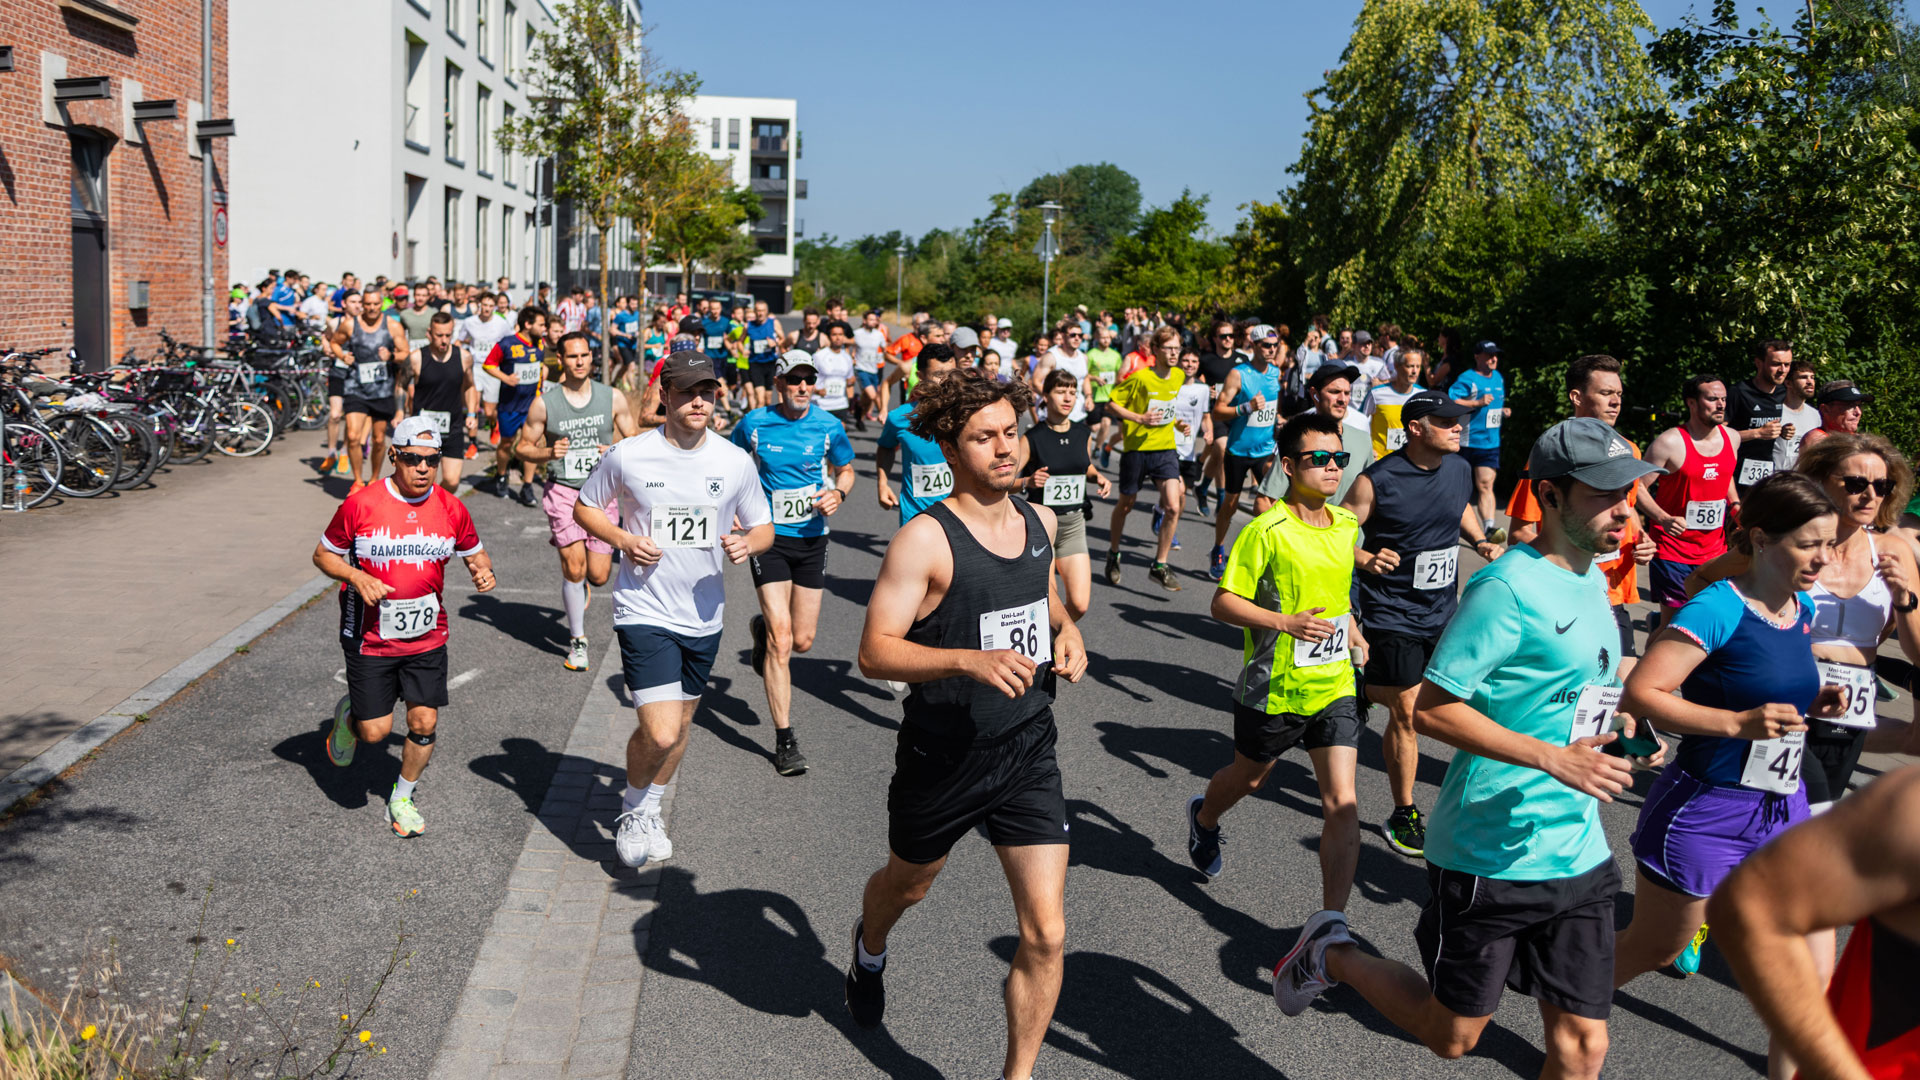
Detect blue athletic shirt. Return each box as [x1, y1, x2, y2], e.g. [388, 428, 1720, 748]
[700, 316, 734, 362]
[745, 318, 781, 363]
[729, 404, 854, 538]
[1450, 369, 1506, 449]
[878, 402, 951, 527]
[1225, 361, 1282, 458]
[1667, 579, 1821, 786]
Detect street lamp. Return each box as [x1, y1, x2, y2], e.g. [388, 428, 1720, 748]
[894, 243, 906, 316]
[1036, 202, 1062, 329]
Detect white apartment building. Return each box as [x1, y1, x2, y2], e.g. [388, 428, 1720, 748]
[648, 94, 801, 313]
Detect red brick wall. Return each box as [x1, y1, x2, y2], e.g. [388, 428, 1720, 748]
[0, 0, 227, 365]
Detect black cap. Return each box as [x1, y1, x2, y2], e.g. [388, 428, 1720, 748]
[659, 348, 721, 391]
[1474, 340, 1502, 355]
[1817, 380, 1872, 405]
[1401, 389, 1475, 425]
[1308, 364, 1362, 392]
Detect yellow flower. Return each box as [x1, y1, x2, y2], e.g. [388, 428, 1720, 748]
[358, 1030, 372, 1043]
[80, 1024, 97, 1041]
[224, 939, 235, 946]
[340, 1014, 349, 1022]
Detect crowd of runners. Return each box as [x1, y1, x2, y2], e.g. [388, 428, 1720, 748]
[300, 288, 1920, 1080]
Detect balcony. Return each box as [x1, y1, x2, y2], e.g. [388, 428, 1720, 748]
[750, 177, 788, 196]
[749, 220, 788, 237]
[752, 135, 788, 154]
[796, 179, 807, 200]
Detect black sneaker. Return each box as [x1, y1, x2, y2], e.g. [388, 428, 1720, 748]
[1384, 806, 1426, 857]
[750, 614, 768, 677]
[1186, 795, 1223, 878]
[774, 739, 807, 776]
[1104, 552, 1122, 585]
[845, 919, 885, 1028]
[1150, 563, 1182, 592]
[516, 482, 540, 507]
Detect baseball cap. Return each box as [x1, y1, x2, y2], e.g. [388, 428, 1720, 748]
[392, 285, 410, 299]
[950, 326, 980, 350]
[1817, 380, 1872, 405]
[659, 348, 721, 390]
[1474, 340, 1502, 355]
[1528, 417, 1663, 490]
[775, 350, 817, 378]
[1308, 364, 1362, 392]
[1249, 324, 1279, 343]
[997, 318, 1013, 330]
[391, 415, 444, 450]
[1401, 389, 1474, 425]
[1353, 330, 1374, 345]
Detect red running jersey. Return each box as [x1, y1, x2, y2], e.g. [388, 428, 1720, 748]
[1652, 424, 1736, 565]
[321, 479, 482, 656]
[1821, 917, 1920, 1079]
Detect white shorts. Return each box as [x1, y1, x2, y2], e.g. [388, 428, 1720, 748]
[473, 363, 501, 404]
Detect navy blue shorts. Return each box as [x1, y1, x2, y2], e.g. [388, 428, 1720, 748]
[1119, 448, 1182, 496]
[496, 408, 530, 439]
[856, 370, 882, 390]
[1647, 556, 1698, 608]
[615, 623, 721, 706]
[1460, 444, 1501, 471]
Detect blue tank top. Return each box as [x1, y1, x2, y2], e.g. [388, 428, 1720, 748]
[746, 318, 780, 362]
[1668, 580, 1821, 785]
[1226, 361, 1282, 458]
[701, 316, 732, 361]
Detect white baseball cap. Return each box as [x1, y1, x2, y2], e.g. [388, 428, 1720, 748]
[775, 350, 817, 378]
[391, 415, 444, 450]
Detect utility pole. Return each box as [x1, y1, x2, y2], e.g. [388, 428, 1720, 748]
[1036, 202, 1062, 329]
[894, 242, 906, 316]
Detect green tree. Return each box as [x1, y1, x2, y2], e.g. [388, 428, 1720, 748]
[652, 182, 764, 294]
[1017, 163, 1143, 254]
[1103, 191, 1234, 315]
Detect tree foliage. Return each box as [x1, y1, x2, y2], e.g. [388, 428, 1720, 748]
[1016, 163, 1143, 255]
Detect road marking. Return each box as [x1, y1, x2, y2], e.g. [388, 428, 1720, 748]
[334, 667, 347, 684]
[447, 668, 482, 691]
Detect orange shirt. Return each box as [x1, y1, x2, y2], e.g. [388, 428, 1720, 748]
[1506, 440, 1643, 606]
[885, 332, 922, 370]
[1119, 348, 1153, 382]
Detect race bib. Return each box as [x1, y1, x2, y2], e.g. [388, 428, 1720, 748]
[1595, 546, 1623, 567]
[752, 338, 773, 355]
[1485, 408, 1503, 430]
[1684, 499, 1727, 531]
[1818, 659, 1876, 730]
[556, 444, 602, 482]
[1738, 457, 1776, 486]
[1740, 730, 1806, 794]
[770, 486, 818, 526]
[419, 410, 451, 434]
[1291, 616, 1350, 668]
[1568, 685, 1623, 744]
[909, 461, 953, 499]
[702, 335, 721, 351]
[819, 378, 847, 404]
[1249, 402, 1277, 428]
[1146, 404, 1174, 426]
[651, 503, 716, 548]
[378, 593, 440, 640]
[1385, 427, 1408, 451]
[356, 361, 385, 385]
[978, 599, 1051, 665]
[1412, 547, 1458, 591]
[1043, 474, 1086, 507]
[1174, 427, 1196, 458]
[1097, 370, 1116, 386]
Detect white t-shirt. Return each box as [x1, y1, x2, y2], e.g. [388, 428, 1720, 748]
[852, 326, 889, 374]
[297, 295, 329, 329]
[1172, 382, 1211, 461]
[1775, 400, 1823, 471]
[577, 428, 772, 636]
[456, 314, 512, 359]
[988, 337, 1019, 363]
[1043, 347, 1090, 422]
[811, 347, 856, 411]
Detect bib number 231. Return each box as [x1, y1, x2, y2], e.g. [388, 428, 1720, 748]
[979, 599, 1051, 665]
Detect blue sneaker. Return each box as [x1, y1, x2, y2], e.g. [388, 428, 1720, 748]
[1674, 924, 1708, 976]
[1209, 544, 1227, 580]
[1151, 504, 1164, 537]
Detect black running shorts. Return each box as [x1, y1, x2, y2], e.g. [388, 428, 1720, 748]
[343, 645, 449, 721]
[1232, 696, 1361, 763]
[888, 709, 1068, 864]
[1363, 630, 1440, 690]
[749, 534, 829, 590]
[1414, 859, 1620, 1021]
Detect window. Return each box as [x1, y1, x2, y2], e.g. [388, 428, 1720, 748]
[446, 0, 462, 39]
[502, 103, 516, 185]
[475, 0, 490, 61]
[444, 62, 462, 162]
[501, 206, 513, 282]
[404, 35, 429, 148]
[524, 23, 535, 79]
[753, 161, 784, 180]
[476, 196, 491, 280]
[754, 121, 786, 153]
[475, 85, 492, 174]
[444, 188, 462, 277]
[503, 2, 517, 78]
[710, 117, 720, 150]
[727, 118, 740, 150]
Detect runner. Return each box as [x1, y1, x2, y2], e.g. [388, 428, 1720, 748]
[1256, 364, 1373, 509]
[1205, 324, 1284, 580]
[731, 350, 857, 777]
[1185, 411, 1370, 907]
[1801, 380, 1873, 450]
[1085, 323, 1123, 468]
[851, 308, 890, 424]
[1711, 765, 1920, 1080]
[1450, 340, 1509, 543]
[1773, 358, 1821, 473]
[1018, 368, 1111, 621]
[809, 321, 860, 428]
[1641, 374, 1739, 619]
[880, 318, 926, 418]
[1725, 339, 1793, 494]
[455, 290, 512, 458]
[513, 331, 639, 673]
[573, 349, 774, 868]
[1193, 319, 1243, 514]
[1103, 327, 1192, 592]
[479, 306, 548, 505]
[404, 311, 478, 492]
[1343, 390, 1498, 858]
[1029, 324, 1090, 426]
[845, 366, 1090, 1080]
[1274, 418, 1660, 1080]
[743, 300, 784, 411]
[700, 300, 737, 411]
[331, 286, 412, 495]
[1367, 346, 1425, 460]
[320, 313, 352, 478]
[1170, 348, 1213, 519]
[316, 416, 495, 837]
[876, 343, 961, 528]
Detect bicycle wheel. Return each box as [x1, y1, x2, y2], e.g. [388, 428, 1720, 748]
[256, 377, 300, 436]
[41, 412, 122, 497]
[98, 411, 161, 488]
[294, 374, 328, 430]
[212, 399, 275, 457]
[167, 399, 215, 465]
[2, 421, 64, 509]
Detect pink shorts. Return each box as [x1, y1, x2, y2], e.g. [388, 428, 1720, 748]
[543, 481, 616, 554]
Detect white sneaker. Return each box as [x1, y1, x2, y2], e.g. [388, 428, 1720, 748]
[614, 808, 659, 868]
[643, 809, 672, 862]
[884, 680, 908, 694]
[564, 636, 590, 672]
[1273, 909, 1352, 1016]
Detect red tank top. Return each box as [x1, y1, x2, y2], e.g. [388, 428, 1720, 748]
[1817, 917, 1920, 1080]
[1652, 424, 1736, 565]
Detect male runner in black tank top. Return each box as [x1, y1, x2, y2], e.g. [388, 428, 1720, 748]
[1711, 765, 1920, 1079]
[406, 311, 478, 492]
[848, 367, 1089, 1080]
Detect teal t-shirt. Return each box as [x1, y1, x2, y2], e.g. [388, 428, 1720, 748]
[1422, 544, 1619, 882]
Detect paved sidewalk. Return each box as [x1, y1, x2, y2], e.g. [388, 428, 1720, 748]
[0, 441, 346, 771]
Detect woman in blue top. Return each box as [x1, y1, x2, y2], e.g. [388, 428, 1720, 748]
[1615, 472, 1846, 991]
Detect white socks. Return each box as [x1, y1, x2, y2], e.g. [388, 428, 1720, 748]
[857, 935, 886, 972]
[623, 783, 666, 814]
[561, 579, 588, 639]
[393, 775, 417, 801]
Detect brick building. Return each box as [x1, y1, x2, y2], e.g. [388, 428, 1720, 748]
[0, 0, 228, 370]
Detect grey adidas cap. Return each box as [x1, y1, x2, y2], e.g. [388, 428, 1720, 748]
[1528, 417, 1664, 491]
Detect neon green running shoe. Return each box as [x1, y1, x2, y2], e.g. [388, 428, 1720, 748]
[326, 695, 356, 767]
[1674, 923, 1709, 976]
[386, 789, 425, 838]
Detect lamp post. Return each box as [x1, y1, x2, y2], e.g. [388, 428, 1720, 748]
[1036, 201, 1062, 329]
[894, 242, 906, 316]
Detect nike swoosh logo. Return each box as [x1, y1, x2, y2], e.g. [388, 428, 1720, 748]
[1031, 546, 1048, 558]
[1555, 620, 1576, 634]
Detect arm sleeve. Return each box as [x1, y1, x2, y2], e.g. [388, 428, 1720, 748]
[1425, 576, 1523, 699]
[577, 445, 619, 511]
[827, 423, 855, 468]
[320, 502, 356, 556]
[1668, 583, 1741, 652]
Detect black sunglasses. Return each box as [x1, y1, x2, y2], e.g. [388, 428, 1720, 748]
[1294, 450, 1352, 468]
[783, 373, 818, 385]
[395, 451, 443, 467]
[1839, 474, 1893, 497]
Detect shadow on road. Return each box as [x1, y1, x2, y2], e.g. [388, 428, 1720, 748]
[1085, 655, 1230, 705]
[1110, 602, 1240, 647]
[270, 720, 409, 810]
[457, 593, 568, 656]
[0, 800, 144, 870]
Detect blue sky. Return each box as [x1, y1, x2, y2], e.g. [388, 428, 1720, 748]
[647, 0, 1731, 244]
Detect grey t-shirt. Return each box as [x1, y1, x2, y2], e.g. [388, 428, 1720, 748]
[1256, 410, 1374, 507]
[1774, 401, 1823, 471]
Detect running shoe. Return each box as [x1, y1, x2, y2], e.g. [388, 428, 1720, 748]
[1099, 446, 1111, 469]
[845, 919, 886, 1029]
[1104, 552, 1123, 585]
[1151, 505, 1165, 537]
[1674, 923, 1708, 976]
[774, 739, 808, 777]
[564, 636, 591, 672]
[1194, 487, 1210, 515]
[643, 809, 672, 862]
[463, 442, 478, 460]
[1150, 563, 1182, 592]
[386, 789, 425, 838]
[1186, 795, 1223, 879]
[1384, 807, 1426, 857]
[1171, 534, 1182, 551]
[516, 482, 540, 507]
[326, 695, 356, 767]
[331, 455, 353, 478]
[750, 614, 768, 677]
[320, 451, 337, 474]
[1209, 545, 1228, 581]
[1272, 910, 1353, 1017]
[615, 807, 660, 868]
[347, 480, 366, 497]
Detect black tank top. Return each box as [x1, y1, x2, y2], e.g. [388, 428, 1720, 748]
[1351, 451, 1474, 637]
[414, 345, 468, 419]
[1021, 420, 1091, 516]
[904, 499, 1054, 742]
[794, 328, 824, 354]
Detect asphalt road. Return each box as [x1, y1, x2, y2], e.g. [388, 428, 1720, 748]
[0, 422, 1781, 1079]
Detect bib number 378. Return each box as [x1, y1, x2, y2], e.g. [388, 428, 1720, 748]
[379, 594, 441, 640]
[979, 599, 1051, 665]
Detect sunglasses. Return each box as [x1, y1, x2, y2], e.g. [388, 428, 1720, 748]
[1215, 333, 1235, 340]
[1294, 450, 1352, 468]
[1839, 475, 1893, 497]
[783, 373, 818, 384]
[395, 451, 443, 467]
